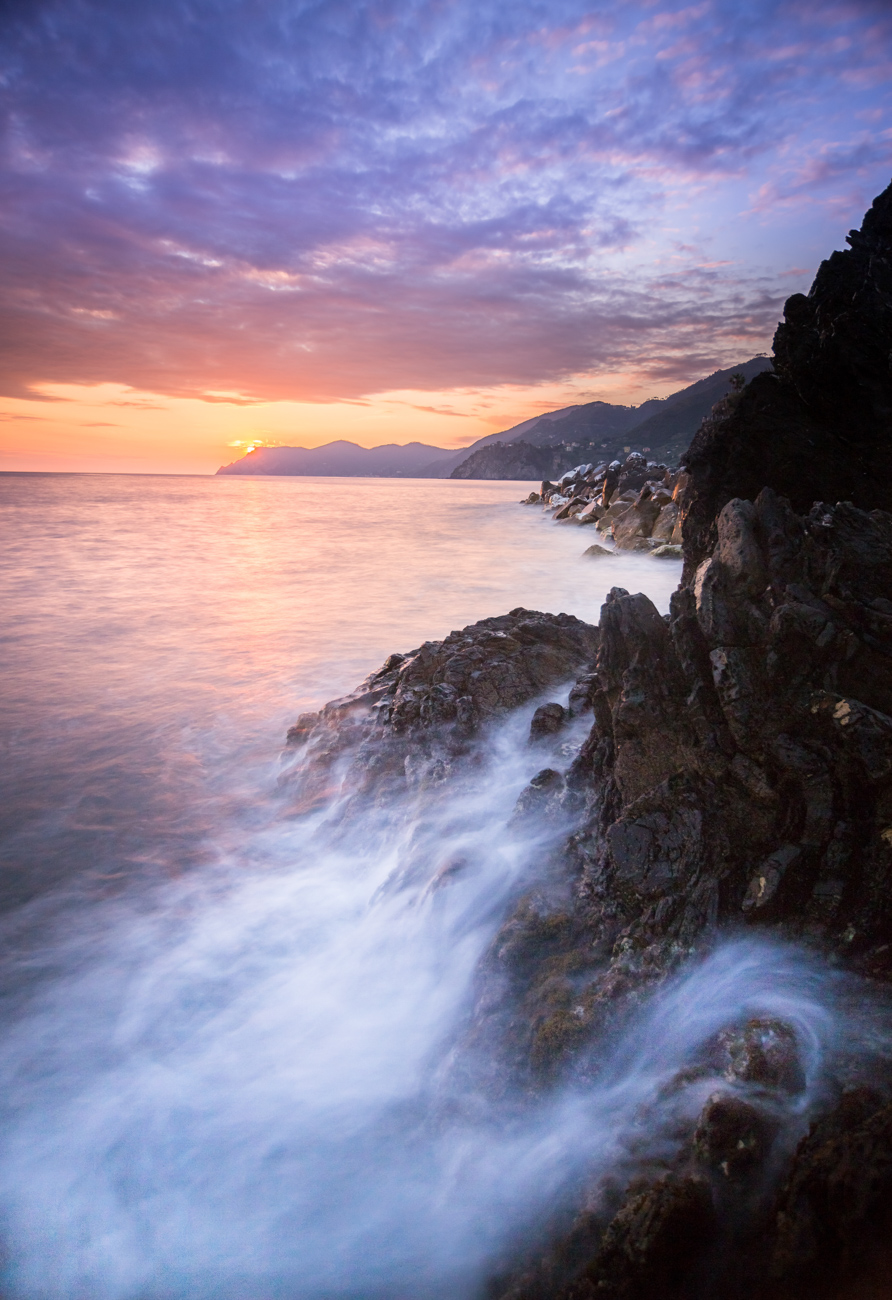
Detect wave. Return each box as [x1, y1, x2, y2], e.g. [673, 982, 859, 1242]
[0, 702, 883, 1299]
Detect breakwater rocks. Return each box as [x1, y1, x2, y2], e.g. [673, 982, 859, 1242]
[284, 182, 892, 1298]
[521, 452, 687, 560]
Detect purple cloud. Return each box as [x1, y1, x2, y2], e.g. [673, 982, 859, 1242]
[1, 0, 890, 402]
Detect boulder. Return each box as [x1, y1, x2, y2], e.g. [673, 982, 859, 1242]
[692, 1092, 778, 1179]
[530, 702, 567, 742]
[554, 496, 589, 521]
[721, 1018, 805, 1092]
[582, 544, 614, 559]
[650, 502, 679, 541]
[602, 462, 622, 506]
[578, 501, 605, 524]
[596, 502, 633, 534]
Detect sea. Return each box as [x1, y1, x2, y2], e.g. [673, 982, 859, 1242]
[0, 473, 855, 1299]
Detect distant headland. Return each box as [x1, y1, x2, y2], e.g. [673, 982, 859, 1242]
[215, 358, 771, 480]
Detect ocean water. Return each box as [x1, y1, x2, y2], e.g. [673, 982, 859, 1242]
[0, 472, 681, 910]
[0, 473, 871, 1299]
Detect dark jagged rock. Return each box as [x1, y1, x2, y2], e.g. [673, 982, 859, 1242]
[720, 1019, 805, 1094]
[482, 491, 892, 1081]
[680, 180, 892, 576]
[768, 1089, 892, 1294]
[530, 703, 568, 742]
[282, 608, 599, 813]
[562, 1174, 717, 1300]
[284, 185, 892, 1298]
[485, 184, 892, 1300]
[691, 1093, 778, 1180]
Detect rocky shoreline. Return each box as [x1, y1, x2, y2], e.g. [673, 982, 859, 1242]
[521, 451, 689, 561]
[283, 181, 892, 1298]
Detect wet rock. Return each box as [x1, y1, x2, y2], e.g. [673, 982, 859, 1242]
[554, 496, 589, 521]
[770, 1090, 892, 1289]
[611, 511, 650, 548]
[511, 768, 567, 823]
[741, 846, 801, 916]
[602, 462, 622, 506]
[568, 671, 599, 717]
[568, 1174, 717, 1300]
[617, 452, 652, 497]
[530, 703, 567, 742]
[596, 501, 633, 533]
[582, 544, 614, 559]
[692, 1092, 777, 1178]
[723, 1018, 805, 1093]
[615, 536, 658, 553]
[650, 543, 682, 559]
[283, 608, 598, 811]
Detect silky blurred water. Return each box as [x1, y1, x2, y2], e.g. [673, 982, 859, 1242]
[3, 474, 861, 1300]
[0, 472, 680, 909]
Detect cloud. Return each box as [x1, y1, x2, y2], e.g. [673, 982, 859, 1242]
[750, 133, 892, 212]
[0, 0, 890, 404]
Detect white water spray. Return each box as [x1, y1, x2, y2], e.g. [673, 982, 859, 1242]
[0, 705, 872, 1300]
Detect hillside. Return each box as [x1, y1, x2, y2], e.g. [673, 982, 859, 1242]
[216, 440, 449, 477]
[448, 357, 772, 479]
[215, 359, 771, 479]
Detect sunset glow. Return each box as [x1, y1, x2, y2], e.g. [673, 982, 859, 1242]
[2, 0, 891, 473]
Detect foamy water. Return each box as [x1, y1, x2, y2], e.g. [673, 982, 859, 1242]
[0, 474, 877, 1298]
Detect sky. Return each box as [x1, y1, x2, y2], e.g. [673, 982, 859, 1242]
[1, 0, 891, 474]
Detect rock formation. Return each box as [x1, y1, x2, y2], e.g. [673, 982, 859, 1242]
[680, 180, 892, 576]
[523, 454, 686, 557]
[282, 608, 599, 815]
[283, 182, 892, 1298]
[477, 180, 892, 1300]
[448, 359, 773, 479]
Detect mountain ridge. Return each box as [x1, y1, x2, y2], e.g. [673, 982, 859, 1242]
[216, 358, 771, 478]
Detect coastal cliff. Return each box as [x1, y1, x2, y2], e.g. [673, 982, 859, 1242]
[284, 182, 892, 1298]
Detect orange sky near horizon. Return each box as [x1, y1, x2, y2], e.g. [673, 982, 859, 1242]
[0, 370, 690, 476]
[3, 0, 889, 477]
